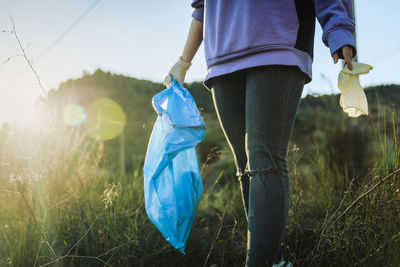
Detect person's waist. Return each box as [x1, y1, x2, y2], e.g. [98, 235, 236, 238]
[206, 45, 310, 67]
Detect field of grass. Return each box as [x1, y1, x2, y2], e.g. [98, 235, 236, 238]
[0, 85, 399, 266]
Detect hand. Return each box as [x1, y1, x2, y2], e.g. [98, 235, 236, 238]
[163, 57, 192, 88]
[333, 45, 354, 70]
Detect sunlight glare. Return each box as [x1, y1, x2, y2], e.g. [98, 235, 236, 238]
[84, 98, 126, 141]
[63, 104, 87, 126]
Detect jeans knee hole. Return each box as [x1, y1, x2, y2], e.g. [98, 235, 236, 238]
[244, 167, 281, 177]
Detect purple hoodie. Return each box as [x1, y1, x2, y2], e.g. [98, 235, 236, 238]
[190, 0, 356, 90]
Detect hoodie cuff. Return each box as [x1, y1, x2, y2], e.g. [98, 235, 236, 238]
[192, 7, 204, 23]
[326, 28, 357, 59]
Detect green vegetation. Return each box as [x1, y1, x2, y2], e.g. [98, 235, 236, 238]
[0, 69, 399, 266]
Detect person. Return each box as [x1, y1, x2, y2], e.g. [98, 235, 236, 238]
[163, 1, 356, 266]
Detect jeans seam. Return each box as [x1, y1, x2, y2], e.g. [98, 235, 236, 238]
[277, 69, 294, 176]
[279, 173, 285, 262]
[276, 70, 294, 261]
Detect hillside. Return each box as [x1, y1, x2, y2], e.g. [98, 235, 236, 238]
[40, 69, 400, 177]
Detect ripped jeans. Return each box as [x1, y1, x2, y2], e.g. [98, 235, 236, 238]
[208, 65, 306, 266]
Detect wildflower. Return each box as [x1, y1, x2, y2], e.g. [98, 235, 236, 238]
[32, 171, 43, 182]
[292, 144, 300, 152]
[9, 173, 23, 184]
[101, 182, 121, 209]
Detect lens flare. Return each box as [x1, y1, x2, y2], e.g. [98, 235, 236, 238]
[63, 104, 86, 126]
[84, 98, 126, 141]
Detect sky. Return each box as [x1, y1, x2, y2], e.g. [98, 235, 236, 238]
[1, 0, 399, 125]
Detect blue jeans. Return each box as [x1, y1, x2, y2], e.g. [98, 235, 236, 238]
[208, 65, 306, 266]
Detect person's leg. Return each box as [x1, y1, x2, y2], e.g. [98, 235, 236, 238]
[244, 65, 306, 266]
[208, 72, 250, 219]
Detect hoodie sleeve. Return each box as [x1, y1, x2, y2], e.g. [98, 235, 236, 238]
[191, 0, 204, 23]
[314, 0, 356, 58]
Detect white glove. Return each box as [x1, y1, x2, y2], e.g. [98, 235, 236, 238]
[338, 61, 373, 118]
[163, 56, 192, 88]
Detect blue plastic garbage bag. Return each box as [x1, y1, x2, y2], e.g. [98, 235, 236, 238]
[143, 75, 205, 254]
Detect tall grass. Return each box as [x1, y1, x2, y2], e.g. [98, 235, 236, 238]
[285, 106, 400, 266]
[0, 102, 399, 266]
